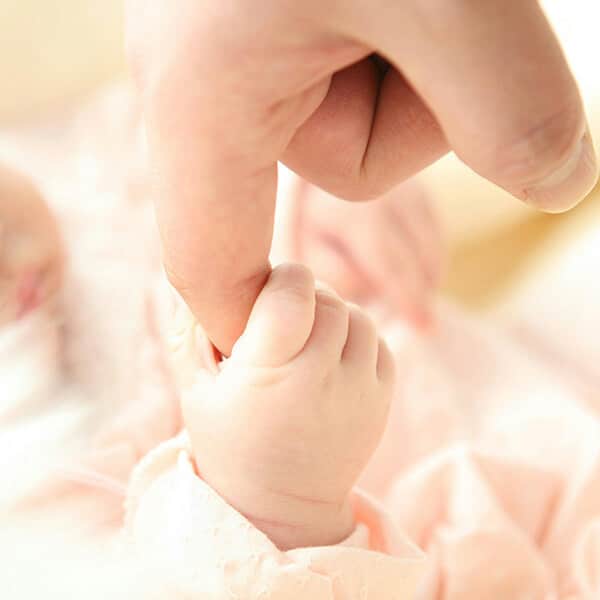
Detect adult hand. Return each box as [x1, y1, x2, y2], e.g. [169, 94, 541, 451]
[127, 0, 598, 354]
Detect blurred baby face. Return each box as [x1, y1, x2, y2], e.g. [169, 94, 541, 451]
[287, 178, 444, 328]
[0, 166, 63, 326]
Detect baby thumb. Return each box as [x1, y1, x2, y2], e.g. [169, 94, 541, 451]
[232, 263, 316, 367]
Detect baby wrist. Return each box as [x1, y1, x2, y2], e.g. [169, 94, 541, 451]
[243, 494, 355, 550]
[207, 478, 356, 550]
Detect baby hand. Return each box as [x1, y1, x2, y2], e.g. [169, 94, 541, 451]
[0, 165, 63, 327]
[171, 264, 395, 549]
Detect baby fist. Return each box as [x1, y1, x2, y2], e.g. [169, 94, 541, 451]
[171, 264, 395, 549]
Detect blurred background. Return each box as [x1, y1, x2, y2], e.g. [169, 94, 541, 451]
[0, 0, 125, 120]
[1, 0, 599, 312]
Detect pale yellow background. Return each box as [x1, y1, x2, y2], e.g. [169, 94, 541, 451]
[0, 0, 125, 122]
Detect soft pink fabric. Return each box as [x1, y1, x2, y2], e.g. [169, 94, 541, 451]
[0, 86, 182, 490]
[381, 400, 600, 599]
[124, 434, 426, 599]
[118, 297, 600, 599]
[3, 84, 600, 599]
[349, 305, 600, 598]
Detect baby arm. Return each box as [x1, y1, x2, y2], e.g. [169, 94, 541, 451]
[175, 264, 397, 548]
[124, 264, 426, 598]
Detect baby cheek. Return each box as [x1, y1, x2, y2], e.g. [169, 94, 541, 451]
[0, 281, 18, 326]
[16, 271, 45, 319]
[1, 261, 63, 326]
[14, 231, 63, 311]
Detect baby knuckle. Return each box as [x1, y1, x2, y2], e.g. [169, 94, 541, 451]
[272, 264, 313, 297]
[348, 305, 378, 341]
[316, 289, 348, 317]
[351, 304, 375, 327]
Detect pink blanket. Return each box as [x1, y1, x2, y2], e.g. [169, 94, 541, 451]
[2, 85, 600, 599]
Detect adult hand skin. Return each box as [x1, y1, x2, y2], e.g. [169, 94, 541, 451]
[127, 0, 598, 355]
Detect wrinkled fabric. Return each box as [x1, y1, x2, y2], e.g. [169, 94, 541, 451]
[381, 401, 600, 599]
[2, 84, 600, 599]
[124, 434, 426, 600]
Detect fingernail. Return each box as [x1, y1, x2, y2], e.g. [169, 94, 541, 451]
[520, 131, 599, 213]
